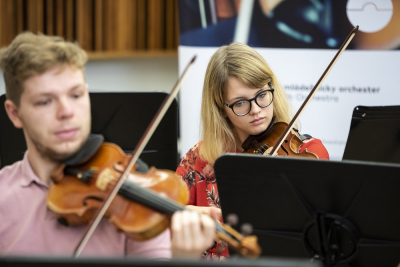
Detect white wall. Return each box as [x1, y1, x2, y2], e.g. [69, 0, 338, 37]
[0, 57, 178, 95]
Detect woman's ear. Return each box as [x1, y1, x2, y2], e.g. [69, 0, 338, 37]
[222, 110, 227, 118]
[4, 100, 23, 128]
[221, 105, 228, 118]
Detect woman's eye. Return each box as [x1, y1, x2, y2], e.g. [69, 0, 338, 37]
[258, 92, 266, 99]
[234, 101, 245, 107]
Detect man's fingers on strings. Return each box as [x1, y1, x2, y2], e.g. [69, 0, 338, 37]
[173, 210, 201, 252]
[210, 207, 222, 220]
[171, 210, 184, 245]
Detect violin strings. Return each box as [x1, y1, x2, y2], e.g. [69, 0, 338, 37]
[119, 181, 236, 240]
[120, 181, 184, 214]
[68, 167, 236, 240]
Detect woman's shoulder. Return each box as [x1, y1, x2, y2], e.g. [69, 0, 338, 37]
[177, 141, 206, 171]
[182, 141, 202, 158]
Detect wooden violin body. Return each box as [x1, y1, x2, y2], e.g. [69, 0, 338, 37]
[48, 142, 262, 258]
[242, 121, 318, 159]
[48, 142, 189, 241]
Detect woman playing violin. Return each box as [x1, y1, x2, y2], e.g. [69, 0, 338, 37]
[176, 42, 329, 260]
[0, 32, 215, 259]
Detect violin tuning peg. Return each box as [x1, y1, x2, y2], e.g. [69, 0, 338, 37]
[226, 213, 239, 226]
[240, 223, 253, 236]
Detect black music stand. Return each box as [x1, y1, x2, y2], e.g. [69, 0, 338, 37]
[342, 105, 400, 164]
[0, 255, 321, 267]
[214, 154, 400, 267]
[0, 92, 179, 170]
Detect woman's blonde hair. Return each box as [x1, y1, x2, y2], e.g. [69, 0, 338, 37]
[200, 42, 294, 163]
[0, 32, 87, 106]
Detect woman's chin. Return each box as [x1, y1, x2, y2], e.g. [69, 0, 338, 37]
[251, 124, 270, 135]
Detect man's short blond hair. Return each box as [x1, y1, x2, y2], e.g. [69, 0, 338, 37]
[0, 32, 87, 106]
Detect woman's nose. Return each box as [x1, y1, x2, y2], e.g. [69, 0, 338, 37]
[248, 99, 261, 115]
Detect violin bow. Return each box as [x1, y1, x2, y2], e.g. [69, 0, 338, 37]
[268, 26, 359, 157]
[73, 55, 197, 257]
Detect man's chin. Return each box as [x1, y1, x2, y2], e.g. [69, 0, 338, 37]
[47, 141, 86, 162]
[46, 149, 79, 162]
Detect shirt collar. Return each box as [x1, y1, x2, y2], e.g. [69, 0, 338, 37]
[19, 151, 49, 188]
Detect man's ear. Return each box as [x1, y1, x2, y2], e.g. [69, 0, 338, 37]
[4, 100, 23, 128]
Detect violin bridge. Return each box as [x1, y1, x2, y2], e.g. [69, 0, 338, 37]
[263, 146, 273, 155]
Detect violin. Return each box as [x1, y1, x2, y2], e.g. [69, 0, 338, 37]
[46, 55, 262, 258]
[48, 142, 188, 241]
[47, 142, 261, 258]
[242, 117, 318, 159]
[242, 26, 359, 157]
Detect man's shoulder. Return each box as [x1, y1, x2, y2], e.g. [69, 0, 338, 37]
[0, 160, 25, 215]
[0, 160, 24, 184]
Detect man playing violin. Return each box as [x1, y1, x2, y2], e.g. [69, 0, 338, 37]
[0, 32, 215, 259]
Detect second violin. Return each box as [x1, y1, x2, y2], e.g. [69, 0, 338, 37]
[241, 117, 318, 159]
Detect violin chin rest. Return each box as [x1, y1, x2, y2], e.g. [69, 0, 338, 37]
[62, 134, 104, 166]
[241, 116, 276, 151]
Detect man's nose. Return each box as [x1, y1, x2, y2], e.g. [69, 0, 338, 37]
[57, 97, 74, 119]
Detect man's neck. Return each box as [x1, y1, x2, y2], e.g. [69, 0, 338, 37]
[27, 149, 59, 186]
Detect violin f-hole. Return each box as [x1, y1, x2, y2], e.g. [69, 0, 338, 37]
[279, 144, 289, 156]
[82, 196, 104, 206]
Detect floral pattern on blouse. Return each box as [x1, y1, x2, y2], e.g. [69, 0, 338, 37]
[176, 138, 329, 260]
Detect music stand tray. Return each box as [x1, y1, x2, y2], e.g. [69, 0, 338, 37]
[214, 154, 400, 267]
[0, 256, 321, 267]
[342, 105, 400, 164]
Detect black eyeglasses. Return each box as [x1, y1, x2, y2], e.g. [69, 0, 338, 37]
[224, 84, 274, 116]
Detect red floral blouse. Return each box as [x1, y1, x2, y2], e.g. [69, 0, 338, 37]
[175, 137, 329, 260]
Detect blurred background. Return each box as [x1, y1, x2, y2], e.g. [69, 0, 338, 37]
[1, 0, 399, 160]
[0, 0, 180, 95]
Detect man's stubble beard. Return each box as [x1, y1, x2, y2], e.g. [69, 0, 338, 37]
[20, 105, 92, 163]
[25, 125, 90, 162]
[32, 135, 88, 162]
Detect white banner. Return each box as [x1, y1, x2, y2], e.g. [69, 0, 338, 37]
[178, 0, 400, 160]
[179, 46, 400, 160]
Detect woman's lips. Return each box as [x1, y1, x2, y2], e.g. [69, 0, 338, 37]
[250, 117, 264, 126]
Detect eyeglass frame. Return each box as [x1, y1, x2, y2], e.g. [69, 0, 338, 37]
[223, 83, 275, 116]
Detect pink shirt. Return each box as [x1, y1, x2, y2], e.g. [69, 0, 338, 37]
[0, 152, 171, 258]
